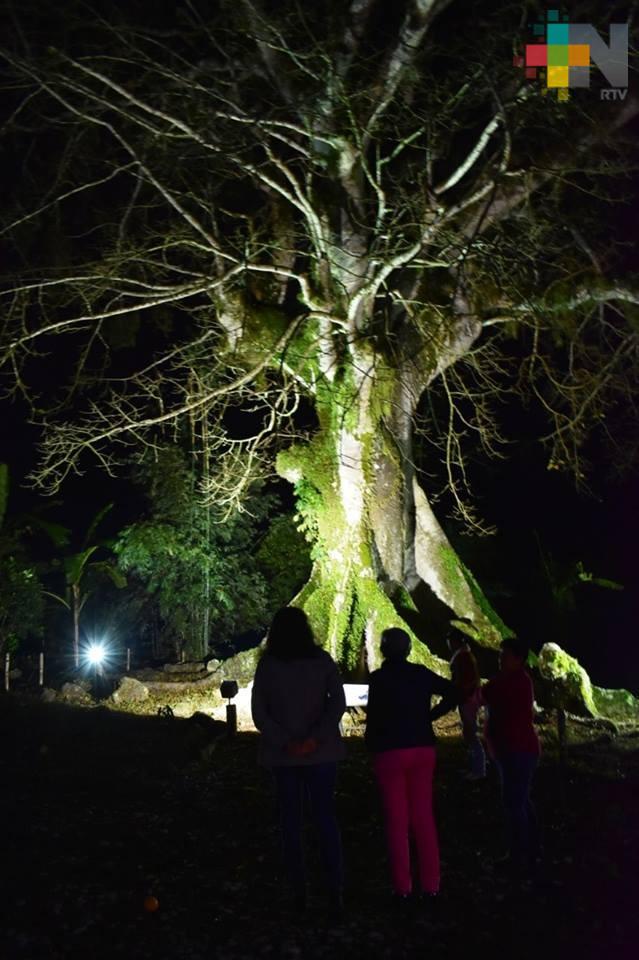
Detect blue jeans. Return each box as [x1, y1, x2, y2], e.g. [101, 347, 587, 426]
[272, 763, 343, 894]
[494, 752, 539, 867]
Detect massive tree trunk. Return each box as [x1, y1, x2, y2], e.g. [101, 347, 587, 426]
[276, 320, 506, 674]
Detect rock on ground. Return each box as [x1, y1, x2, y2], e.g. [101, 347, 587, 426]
[538, 642, 639, 724]
[59, 682, 93, 705]
[538, 642, 597, 716]
[213, 646, 263, 686]
[111, 676, 150, 704]
[163, 661, 206, 675]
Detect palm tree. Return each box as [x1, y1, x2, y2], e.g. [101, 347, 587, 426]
[40, 504, 126, 667]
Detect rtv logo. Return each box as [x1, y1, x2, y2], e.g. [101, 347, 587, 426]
[514, 10, 629, 102]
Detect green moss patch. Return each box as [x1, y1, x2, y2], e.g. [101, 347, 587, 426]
[538, 642, 597, 717]
[592, 686, 639, 723]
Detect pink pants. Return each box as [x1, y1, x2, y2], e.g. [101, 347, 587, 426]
[373, 746, 439, 895]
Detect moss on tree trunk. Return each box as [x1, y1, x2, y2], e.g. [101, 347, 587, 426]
[277, 356, 507, 674]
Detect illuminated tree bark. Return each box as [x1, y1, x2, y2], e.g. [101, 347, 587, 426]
[271, 308, 508, 667]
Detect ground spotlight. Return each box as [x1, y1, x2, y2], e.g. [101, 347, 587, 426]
[85, 643, 107, 666]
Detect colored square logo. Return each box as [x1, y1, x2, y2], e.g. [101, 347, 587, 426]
[547, 23, 569, 44]
[526, 44, 547, 66]
[568, 44, 590, 66]
[516, 10, 627, 100]
[547, 44, 569, 66]
[547, 65, 569, 87]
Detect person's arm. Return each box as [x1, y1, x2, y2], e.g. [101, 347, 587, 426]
[250, 658, 290, 748]
[308, 657, 346, 743]
[429, 671, 458, 723]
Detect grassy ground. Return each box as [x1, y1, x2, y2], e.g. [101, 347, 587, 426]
[1, 694, 638, 960]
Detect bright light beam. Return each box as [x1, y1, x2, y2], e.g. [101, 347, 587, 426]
[86, 643, 106, 666]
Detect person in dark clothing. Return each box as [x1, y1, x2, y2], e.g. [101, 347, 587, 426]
[481, 636, 541, 879]
[365, 628, 457, 900]
[251, 607, 346, 915]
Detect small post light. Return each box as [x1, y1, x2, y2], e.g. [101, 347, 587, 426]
[39, 651, 45, 687]
[83, 643, 109, 698]
[220, 679, 238, 736]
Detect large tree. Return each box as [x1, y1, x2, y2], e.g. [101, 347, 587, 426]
[1, 0, 637, 671]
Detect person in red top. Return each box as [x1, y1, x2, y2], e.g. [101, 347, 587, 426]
[447, 626, 485, 779]
[481, 636, 541, 878]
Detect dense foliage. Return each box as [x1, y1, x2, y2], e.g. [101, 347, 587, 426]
[0, 547, 44, 656]
[114, 448, 310, 658]
[0, 465, 44, 654]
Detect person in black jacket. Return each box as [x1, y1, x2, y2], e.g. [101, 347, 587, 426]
[365, 628, 457, 901]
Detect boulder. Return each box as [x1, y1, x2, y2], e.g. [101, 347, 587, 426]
[134, 668, 161, 681]
[163, 661, 206, 675]
[537, 643, 639, 724]
[111, 676, 150, 704]
[592, 686, 639, 723]
[215, 645, 263, 686]
[41, 687, 57, 703]
[60, 682, 93, 705]
[537, 643, 597, 717]
[205, 659, 221, 673]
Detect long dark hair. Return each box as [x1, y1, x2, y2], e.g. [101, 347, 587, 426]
[266, 606, 318, 661]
